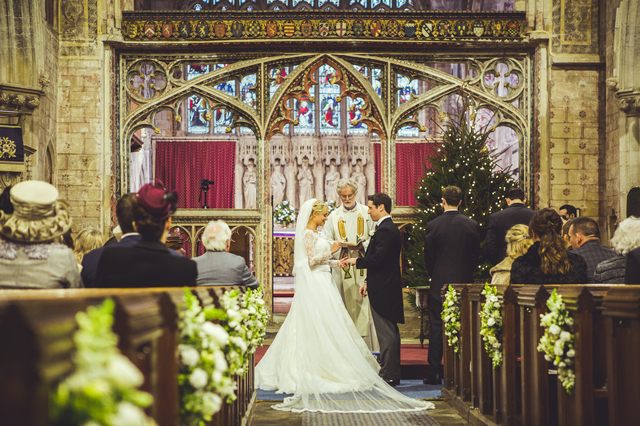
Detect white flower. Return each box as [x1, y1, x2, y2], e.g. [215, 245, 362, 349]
[108, 401, 153, 426]
[106, 354, 144, 389]
[180, 346, 200, 367]
[567, 349, 575, 358]
[369, 230, 375, 237]
[487, 317, 495, 326]
[213, 350, 228, 372]
[203, 392, 222, 414]
[544, 354, 551, 361]
[560, 331, 571, 342]
[202, 322, 229, 346]
[549, 324, 561, 335]
[230, 336, 248, 352]
[189, 368, 208, 389]
[554, 346, 564, 356]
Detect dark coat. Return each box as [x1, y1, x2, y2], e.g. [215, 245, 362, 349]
[571, 241, 617, 283]
[82, 234, 183, 288]
[95, 239, 197, 288]
[424, 210, 480, 302]
[356, 217, 404, 324]
[484, 203, 536, 265]
[510, 241, 588, 284]
[625, 247, 640, 284]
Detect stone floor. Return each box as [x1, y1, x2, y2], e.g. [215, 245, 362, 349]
[249, 400, 467, 426]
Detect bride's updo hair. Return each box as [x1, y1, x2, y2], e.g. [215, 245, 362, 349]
[308, 200, 329, 222]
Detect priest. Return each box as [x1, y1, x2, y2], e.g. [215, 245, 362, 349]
[322, 178, 378, 350]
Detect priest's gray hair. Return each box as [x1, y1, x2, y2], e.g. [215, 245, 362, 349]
[336, 178, 358, 195]
[610, 217, 640, 255]
[202, 220, 232, 252]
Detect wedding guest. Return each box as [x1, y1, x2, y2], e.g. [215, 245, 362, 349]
[511, 208, 587, 284]
[594, 217, 640, 284]
[193, 220, 259, 289]
[73, 229, 104, 271]
[568, 217, 617, 282]
[484, 188, 535, 265]
[559, 204, 577, 222]
[561, 218, 574, 250]
[95, 182, 197, 288]
[0, 181, 82, 289]
[625, 246, 640, 284]
[490, 224, 533, 285]
[422, 186, 480, 385]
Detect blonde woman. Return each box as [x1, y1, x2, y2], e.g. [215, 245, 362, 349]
[490, 224, 533, 284]
[74, 229, 104, 270]
[256, 199, 432, 414]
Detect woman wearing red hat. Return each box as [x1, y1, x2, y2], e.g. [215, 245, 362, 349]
[95, 182, 197, 288]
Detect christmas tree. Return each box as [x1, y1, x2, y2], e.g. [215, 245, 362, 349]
[403, 102, 517, 290]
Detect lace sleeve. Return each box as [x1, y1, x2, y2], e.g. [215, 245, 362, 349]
[304, 230, 333, 267]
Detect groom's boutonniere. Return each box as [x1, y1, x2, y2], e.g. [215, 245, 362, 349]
[369, 229, 376, 237]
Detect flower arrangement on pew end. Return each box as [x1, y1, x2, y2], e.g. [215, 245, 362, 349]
[178, 289, 236, 426]
[442, 285, 461, 355]
[479, 283, 503, 368]
[50, 299, 157, 426]
[537, 289, 576, 394]
[274, 201, 296, 227]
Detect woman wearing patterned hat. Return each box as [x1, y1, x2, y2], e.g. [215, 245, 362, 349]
[95, 181, 197, 288]
[0, 181, 82, 289]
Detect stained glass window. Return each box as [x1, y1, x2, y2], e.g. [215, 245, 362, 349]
[215, 80, 236, 96]
[294, 96, 314, 134]
[188, 96, 210, 134]
[213, 108, 233, 133]
[273, 5, 281, 10]
[347, 97, 367, 135]
[187, 65, 210, 80]
[192, 4, 203, 10]
[267, 0, 276, 3]
[319, 65, 341, 134]
[397, 74, 418, 106]
[353, 65, 368, 77]
[350, 0, 366, 5]
[247, 5, 254, 10]
[371, 0, 391, 7]
[269, 67, 289, 99]
[213, 63, 228, 70]
[319, 0, 339, 6]
[240, 74, 257, 108]
[292, 0, 303, 5]
[397, 125, 419, 137]
[372, 68, 382, 98]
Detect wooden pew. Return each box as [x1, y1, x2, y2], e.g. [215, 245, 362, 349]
[468, 284, 493, 416]
[602, 286, 640, 426]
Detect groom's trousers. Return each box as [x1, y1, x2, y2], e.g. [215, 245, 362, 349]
[371, 307, 401, 381]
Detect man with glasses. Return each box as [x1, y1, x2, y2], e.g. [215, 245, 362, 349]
[322, 178, 378, 350]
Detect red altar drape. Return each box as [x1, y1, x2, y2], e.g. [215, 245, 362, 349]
[155, 141, 236, 209]
[395, 143, 437, 206]
[374, 142, 381, 193]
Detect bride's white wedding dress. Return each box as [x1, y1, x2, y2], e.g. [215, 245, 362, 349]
[255, 199, 434, 413]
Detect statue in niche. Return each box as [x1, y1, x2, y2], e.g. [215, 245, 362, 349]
[351, 162, 367, 206]
[271, 160, 287, 206]
[297, 158, 314, 208]
[325, 161, 340, 204]
[243, 159, 257, 209]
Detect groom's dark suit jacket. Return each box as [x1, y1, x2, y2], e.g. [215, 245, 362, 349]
[356, 217, 404, 324]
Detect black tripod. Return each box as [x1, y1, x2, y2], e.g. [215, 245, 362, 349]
[199, 178, 215, 209]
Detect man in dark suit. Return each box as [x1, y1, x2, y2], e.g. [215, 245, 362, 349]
[341, 193, 404, 387]
[484, 188, 535, 265]
[423, 186, 480, 385]
[193, 220, 259, 289]
[569, 217, 617, 282]
[625, 246, 640, 284]
[81, 193, 182, 287]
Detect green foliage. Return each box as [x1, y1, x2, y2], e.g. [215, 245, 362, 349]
[403, 102, 517, 289]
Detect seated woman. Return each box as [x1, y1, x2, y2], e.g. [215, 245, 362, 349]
[594, 217, 640, 284]
[511, 208, 588, 284]
[0, 181, 82, 289]
[490, 224, 533, 285]
[74, 229, 104, 271]
[95, 182, 197, 288]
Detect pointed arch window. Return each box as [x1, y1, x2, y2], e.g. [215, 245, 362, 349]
[371, 0, 391, 7]
[213, 109, 233, 133]
[269, 67, 289, 99]
[319, 65, 341, 134]
[240, 74, 257, 108]
[347, 97, 368, 135]
[319, 0, 339, 6]
[188, 97, 210, 134]
[350, 0, 366, 5]
[397, 74, 418, 107]
[294, 97, 314, 134]
[372, 68, 382, 98]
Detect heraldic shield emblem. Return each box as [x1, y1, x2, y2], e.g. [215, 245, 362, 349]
[301, 21, 313, 37]
[454, 20, 468, 37]
[247, 21, 261, 37]
[162, 23, 172, 39]
[437, 21, 451, 37]
[491, 20, 503, 37]
[352, 20, 365, 37]
[283, 21, 295, 37]
[387, 20, 399, 37]
[472, 21, 485, 37]
[421, 21, 433, 38]
[214, 22, 225, 39]
[506, 21, 520, 37]
[370, 21, 382, 37]
[318, 21, 330, 37]
[179, 22, 191, 38]
[404, 21, 416, 37]
[196, 21, 208, 38]
[266, 21, 278, 37]
[127, 23, 138, 39]
[335, 20, 347, 37]
[232, 21, 243, 38]
[144, 22, 155, 39]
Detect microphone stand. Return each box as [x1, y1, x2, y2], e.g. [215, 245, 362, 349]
[199, 178, 215, 209]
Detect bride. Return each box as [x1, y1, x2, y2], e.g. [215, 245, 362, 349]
[256, 199, 434, 413]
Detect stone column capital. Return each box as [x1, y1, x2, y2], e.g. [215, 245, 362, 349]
[616, 90, 640, 116]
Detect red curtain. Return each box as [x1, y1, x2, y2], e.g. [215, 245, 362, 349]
[395, 143, 436, 206]
[374, 142, 381, 193]
[155, 141, 236, 209]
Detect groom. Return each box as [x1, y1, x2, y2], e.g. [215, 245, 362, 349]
[341, 193, 403, 387]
